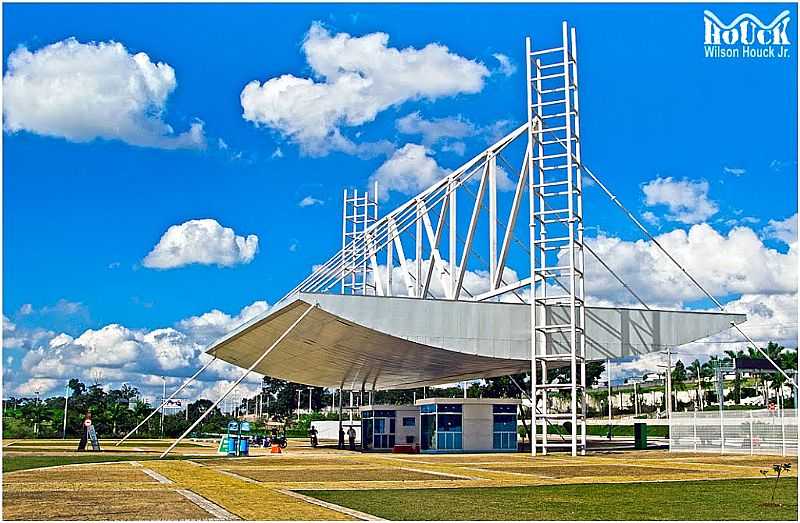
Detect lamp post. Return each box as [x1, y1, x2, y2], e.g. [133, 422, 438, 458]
[62, 384, 69, 439]
[160, 377, 166, 438]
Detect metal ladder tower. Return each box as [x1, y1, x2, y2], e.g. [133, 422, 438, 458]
[527, 22, 587, 456]
[341, 183, 379, 295]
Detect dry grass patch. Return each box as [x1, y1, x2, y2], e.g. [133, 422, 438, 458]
[2, 489, 213, 521]
[4, 464, 156, 484]
[231, 467, 460, 483]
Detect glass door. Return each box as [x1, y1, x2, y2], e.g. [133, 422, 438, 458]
[372, 417, 396, 449]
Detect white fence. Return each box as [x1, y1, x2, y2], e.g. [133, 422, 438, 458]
[670, 409, 797, 456]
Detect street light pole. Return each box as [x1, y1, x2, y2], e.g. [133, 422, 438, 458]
[666, 347, 673, 419]
[607, 358, 612, 439]
[62, 384, 69, 439]
[160, 377, 166, 438]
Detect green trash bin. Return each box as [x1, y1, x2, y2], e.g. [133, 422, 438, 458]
[634, 422, 647, 450]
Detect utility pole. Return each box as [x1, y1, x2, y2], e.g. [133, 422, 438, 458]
[160, 377, 166, 437]
[297, 389, 301, 420]
[666, 347, 673, 419]
[62, 384, 69, 439]
[607, 358, 612, 439]
[308, 386, 313, 413]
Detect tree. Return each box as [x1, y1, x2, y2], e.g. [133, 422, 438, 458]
[671, 360, 687, 384]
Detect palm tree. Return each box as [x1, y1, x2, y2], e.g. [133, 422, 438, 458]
[724, 350, 746, 405]
[688, 359, 704, 410]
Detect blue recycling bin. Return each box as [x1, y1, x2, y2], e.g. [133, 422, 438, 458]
[226, 421, 251, 457]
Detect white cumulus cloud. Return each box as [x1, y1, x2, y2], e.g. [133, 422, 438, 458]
[3, 38, 205, 150]
[396, 111, 475, 146]
[298, 196, 324, 208]
[492, 53, 517, 76]
[763, 213, 797, 245]
[143, 219, 258, 269]
[8, 301, 271, 400]
[641, 177, 719, 224]
[240, 22, 489, 156]
[369, 144, 450, 200]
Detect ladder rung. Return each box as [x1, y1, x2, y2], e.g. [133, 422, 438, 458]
[535, 189, 581, 198]
[536, 323, 585, 332]
[541, 164, 572, 171]
[536, 383, 585, 390]
[533, 98, 568, 108]
[541, 216, 581, 225]
[532, 179, 569, 188]
[532, 235, 571, 244]
[537, 61, 567, 71]
[530, 72, 566, 82]
[538, 111, 577, 121]
[529, 46, 564, 56]
[534, 208, 570, 216]
[535, 86, 575, 95]
[539, 137, 578, 146]
[534, 264, 573, 272]
[531, 152, 568, 161]
[533, 354, 587, 361]
[533, 294, 585, 303]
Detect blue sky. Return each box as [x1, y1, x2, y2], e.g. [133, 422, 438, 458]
[3, 3, 797, 397]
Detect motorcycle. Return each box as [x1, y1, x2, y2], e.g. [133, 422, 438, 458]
[266, 434, 288, 448]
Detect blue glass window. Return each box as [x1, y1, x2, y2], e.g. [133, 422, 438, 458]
[493, 404, 517, 414]
[402, 417, 416, 427]
[493, 414, 516, 432]
[438, 404, 463, 413]
[374, 410, 396, 418]
[362, 410, 373, 418]
[420, 404, 436, 414]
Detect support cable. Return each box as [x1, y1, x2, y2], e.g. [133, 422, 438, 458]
[547, 133, 796, 388]
[508, 375, 567, 442]
[160, 303, 317, 458]
[116, 356, 218, 446]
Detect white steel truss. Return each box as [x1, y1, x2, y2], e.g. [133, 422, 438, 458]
[341, 185, 379, 296]
[527, 22, 586, 456]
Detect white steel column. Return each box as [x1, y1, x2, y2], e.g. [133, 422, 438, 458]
[527, 21, 586, 457]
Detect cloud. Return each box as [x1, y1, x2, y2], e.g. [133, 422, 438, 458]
[440, 141, 466, 156]
[641, 211, 661, 227]
[240, 22, 489, 156]
[7, 301, 271, 399]
[763, 213, 797, 245]
[582, 223, 796, 307]
[641, 177, 718, 224]
[723, 166, 746, 176]
[396, 111, 474, 146]
[370, 258, 522, 301]
[142, 219, 258, 269]
[3, 38, 205, 150]
[298, 196, 324, 208]
[369, 144, 450, 200]
[271, 147, 284, 159]
[217, 138, 228, 150]
[492, 53, 517, 76]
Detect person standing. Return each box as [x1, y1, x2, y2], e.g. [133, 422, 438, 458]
[76, 413, 91, 451]
[347, 426, 357, 451]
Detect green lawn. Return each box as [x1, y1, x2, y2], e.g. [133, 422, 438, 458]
[2, 453, 214, 472]
[303, 479, 798, 520]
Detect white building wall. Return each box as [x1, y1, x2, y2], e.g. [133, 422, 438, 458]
[463, 404, 493, 451]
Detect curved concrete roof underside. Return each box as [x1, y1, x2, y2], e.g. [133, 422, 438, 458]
[207, 293, 746, 390]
